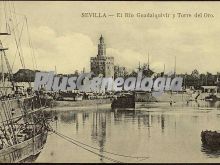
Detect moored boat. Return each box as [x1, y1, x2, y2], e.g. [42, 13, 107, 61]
[201, 130, 220, 148]
[111, 93, 135, 109]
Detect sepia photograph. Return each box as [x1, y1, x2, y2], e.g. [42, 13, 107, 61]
[0, 1, 220, 163]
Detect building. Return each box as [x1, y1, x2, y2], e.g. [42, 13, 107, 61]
[114, 65, 127, 78]
[201, 86, 217, 93]
[90, 35, 114, 78]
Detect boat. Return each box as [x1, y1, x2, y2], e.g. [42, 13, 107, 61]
[205, 94, 220, 101]
[201, 130, 220, 148]
[111, 92, 135, 109]
[0, 3, 53, 162]
[203, 83, 220, 101]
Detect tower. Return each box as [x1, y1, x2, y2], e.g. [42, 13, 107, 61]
[98, 35, 106, 57]
[90, 35, 114, 78]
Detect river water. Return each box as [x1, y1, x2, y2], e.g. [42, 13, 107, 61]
[36, 100, 220, 163]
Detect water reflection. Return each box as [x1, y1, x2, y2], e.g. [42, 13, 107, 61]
[60, 111, 78, 124]
[188, 100, 220, 109]
[55, 110, 177, 160]
[201, 144, 220, 158]
[91, 112, 107, 162]
[161, 114, 165, 133]
[42, 101, 220, 163]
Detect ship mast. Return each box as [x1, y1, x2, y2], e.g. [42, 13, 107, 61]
[1, 1, 38, 90]
[0, 30, 9, 90]
[174, 56, 176, 76]
[0, 2, 49, 152]
[147, 52, 150, 70]
[0, 40, 15, 91]
[0, 41, 7, 84]
[163, 64, 166, 76]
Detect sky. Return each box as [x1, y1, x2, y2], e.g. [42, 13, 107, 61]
[0, 1, 220, 74]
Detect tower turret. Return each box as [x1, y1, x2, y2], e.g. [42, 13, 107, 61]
[98, 34, 106, 57]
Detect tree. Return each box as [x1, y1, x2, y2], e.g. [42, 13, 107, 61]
[191, 69, 199, 79]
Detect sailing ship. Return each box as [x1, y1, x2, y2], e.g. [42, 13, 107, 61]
[0, 2, 53, 162]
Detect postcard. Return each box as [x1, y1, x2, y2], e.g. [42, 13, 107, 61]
[0, 1, 219, 163]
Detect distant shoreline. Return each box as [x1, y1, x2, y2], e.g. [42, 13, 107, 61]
[48, 99, 112, 111]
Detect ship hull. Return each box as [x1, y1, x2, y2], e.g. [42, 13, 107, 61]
[0, 96, 52, 121]
[0, 131, 47, 163]
[0, 96, 52, 163]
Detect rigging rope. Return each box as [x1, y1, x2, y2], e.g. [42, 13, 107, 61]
[10, 4, 39, 70]
[7, 1, 25, 69]
[11, 20, 25, 71]
[3, 1, 9, 34]
[48, 124, 149, 163]
[52, 130, 122, 163]
[53, 129, 149, 160]
[25, 16, 37, 70]
[10, 2, 38, 70]
[0, 21, 23, 46]
[2, 1, 38, 71]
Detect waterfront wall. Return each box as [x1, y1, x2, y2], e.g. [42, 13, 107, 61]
[135, 91, 193, 102]
[156, 92, 191, 102]
[53, 98, 112, 108]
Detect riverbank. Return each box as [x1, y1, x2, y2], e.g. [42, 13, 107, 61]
[49, 98, 112, 111]
[47, 92, 218, 112]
